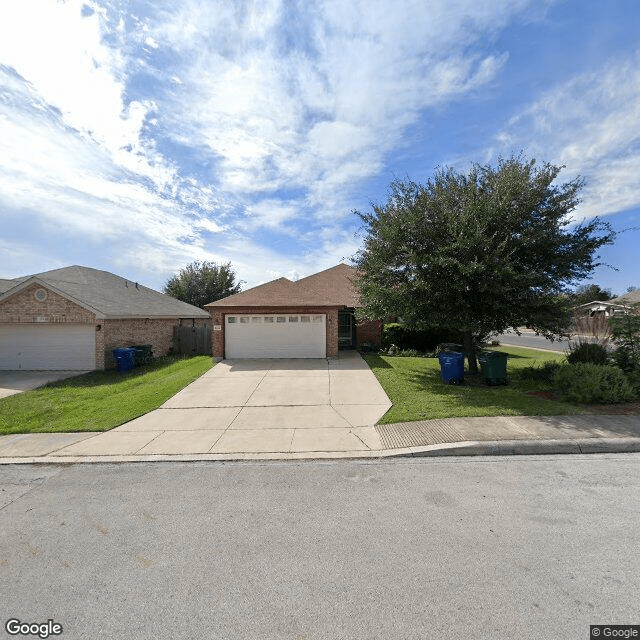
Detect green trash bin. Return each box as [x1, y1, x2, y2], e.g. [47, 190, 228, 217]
[130, 344, 153, 365]
[478, 351, 508, 385]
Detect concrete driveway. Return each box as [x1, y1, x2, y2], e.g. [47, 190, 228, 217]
[53, 351, 392, 457]
[0, 370, 89, 399]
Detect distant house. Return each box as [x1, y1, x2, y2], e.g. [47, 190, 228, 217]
[205, 263, 381, 359]
[0, 266, 210, 371]
[575, 300, 631, 318]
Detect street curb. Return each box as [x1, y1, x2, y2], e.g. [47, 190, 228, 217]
[387, 437, 640, 458]
[1, 438, 639, 465]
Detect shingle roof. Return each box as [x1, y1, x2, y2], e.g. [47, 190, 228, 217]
[0, 266, 210, 319]
[611, 290, 640, 305]
[207, 263, 361, 308]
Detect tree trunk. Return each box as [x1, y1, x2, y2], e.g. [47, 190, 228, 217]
[463, 331, 478, 375]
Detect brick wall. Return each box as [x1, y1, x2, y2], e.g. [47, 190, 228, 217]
[0, 284, 211, 370]
[0, 284, 96, 324]
[356, 319, 382, 348]
[100, 317, 210, 369]
[206, 306, 339, 358]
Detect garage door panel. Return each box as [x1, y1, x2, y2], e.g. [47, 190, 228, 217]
[226, 314, 325, 359]
[0, 325, 96, 370]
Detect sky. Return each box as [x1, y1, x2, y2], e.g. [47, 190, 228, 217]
[1, 0, 639, 296]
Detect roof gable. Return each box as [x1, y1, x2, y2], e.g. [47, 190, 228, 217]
[295, 263, 361, 307]
[0, 266, 210, 319]
[207, 263, 361, 308]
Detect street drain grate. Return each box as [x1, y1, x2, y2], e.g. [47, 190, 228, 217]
[375, 420, 465, 449]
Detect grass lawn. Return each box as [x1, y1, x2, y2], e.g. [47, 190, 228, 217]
[0, 356, 213, 436]
[364, 346, 583, 424]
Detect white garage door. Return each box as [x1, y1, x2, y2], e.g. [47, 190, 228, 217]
[225, 314, 326, 358]
[0, 324, 96, 370]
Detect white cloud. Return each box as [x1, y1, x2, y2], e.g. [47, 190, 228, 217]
[243, 200, 300, 231]
[0, 0, 551, 289]
[0, 66, 226, 278]
[0, 0, 175, 190]
[496, 51, 640, 219]
[151, 0, 525, 215]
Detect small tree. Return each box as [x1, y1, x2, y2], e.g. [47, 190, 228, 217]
[164, 261, 242, 309]
[353, 156, 616, 373]
[609, 303, 640, 370]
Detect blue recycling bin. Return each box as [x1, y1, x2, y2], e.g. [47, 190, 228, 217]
[438, 351, 464, 384]
[112, 347, 136, 372]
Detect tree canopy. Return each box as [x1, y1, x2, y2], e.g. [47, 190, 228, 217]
[353, 155, 616, 372]
[164, 261, 242, 309]
[570, 283, 614, 306]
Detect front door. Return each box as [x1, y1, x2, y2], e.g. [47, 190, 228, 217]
[338, 311, 355, 349]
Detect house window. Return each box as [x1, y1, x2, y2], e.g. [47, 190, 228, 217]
[240, 317, 250, 324]
[264, 316, 274, 323]
[227, 317, 236, 323]
[300, 316, 310, 323]
[313, 315, 323, 323]
[276, 316, 286, 323]
[288, 316, 299, 323]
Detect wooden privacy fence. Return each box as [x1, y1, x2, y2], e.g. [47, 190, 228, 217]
[173, 324, 212, 355]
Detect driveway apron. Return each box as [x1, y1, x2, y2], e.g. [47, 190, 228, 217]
[0, 371, 88, 399]
[54, 351, 392, 456]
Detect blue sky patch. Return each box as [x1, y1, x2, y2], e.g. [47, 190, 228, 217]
[1, 0, 639, 294]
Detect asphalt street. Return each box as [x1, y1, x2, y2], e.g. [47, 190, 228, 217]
[495, 330, 573, 352]
[1, 455, 639, 640]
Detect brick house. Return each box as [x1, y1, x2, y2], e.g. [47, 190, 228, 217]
[0, 266, 210, 370]
[205, 263, 382, 359]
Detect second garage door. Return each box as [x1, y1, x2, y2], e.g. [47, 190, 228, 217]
[225, 314, 326, 358]
[0, 324, 96, 370]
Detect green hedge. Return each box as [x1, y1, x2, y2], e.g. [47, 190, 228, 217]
[554, 363, 636, 404]
[565, 341, 609, 365]
[382, 323, 465, 352]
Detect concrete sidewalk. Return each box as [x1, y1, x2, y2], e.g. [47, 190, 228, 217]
[2, 350, 639, 463]
[1, 414, 639, 463]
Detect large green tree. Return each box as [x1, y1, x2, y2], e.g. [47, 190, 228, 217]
[164, 261, 242, 309]
[353, 156, 616, 373]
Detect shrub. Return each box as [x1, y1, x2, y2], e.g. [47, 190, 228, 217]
[382, 323, 464, 352]
[554, 363, 635, 404]
[612, 345, 639, 372]
[572, 312, 612, 346]
[384, 344, 425, 357]
[609, 306, 640, 357]
[517, 360, 562, 382]
[565, 341, 609, 365]
[624, 369, 640, 394]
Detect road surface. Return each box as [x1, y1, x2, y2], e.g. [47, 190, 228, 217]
[1, 456, 638, 640]
[495, 330, 574, 352]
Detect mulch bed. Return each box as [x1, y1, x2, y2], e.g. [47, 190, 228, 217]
[527, 390, 557, 401]
[526, 390, 640, 415]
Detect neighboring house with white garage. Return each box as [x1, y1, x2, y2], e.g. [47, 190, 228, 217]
[0, 266, 210, 371]
[205, 263, 382, 359]
[575, 300, 631, 318]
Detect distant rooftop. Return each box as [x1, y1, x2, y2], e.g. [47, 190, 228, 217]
[611, 289, 640, 305]
[0, 266, 210, 319]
